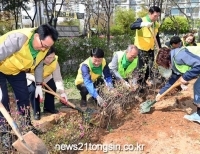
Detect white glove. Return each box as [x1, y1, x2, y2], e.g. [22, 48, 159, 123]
[140, 22, 153, 28]
[181, 84, 188, 91]
[132, 78, 137, 86]
[96, 95, 107, 107]
[0, 88, 2, 102]
[123, 81, 131, 88]
[35, 85, 43, 102]
[131, 78, 139, 91]
[106, 82, 114, 89]
[26, 73, 35, 86]
[155, 93, 161, 101]
[55, 81, 64, 92]
[60, 93, 68, 102]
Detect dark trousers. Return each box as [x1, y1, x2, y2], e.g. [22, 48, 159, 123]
[44, 78, 56, 111]
[138, 49, 154, 84]
[76, 78, 104, 101]
[29, 78, 56, 115]
[28, 83, 40, 115]
[0, 72, 29, 125]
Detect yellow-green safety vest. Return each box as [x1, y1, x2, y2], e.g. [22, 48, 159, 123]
[43, 55, 58, 78]
[134, 16, 160, 51]
[0, 28, 49, 75]
[116, 51, 138, 78]
[75, 58, 106, 85]
[174, 46, 200, 73]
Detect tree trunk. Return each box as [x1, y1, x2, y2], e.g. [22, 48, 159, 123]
[107, 16, 110, 46]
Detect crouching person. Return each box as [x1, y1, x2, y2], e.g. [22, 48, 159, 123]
[108, 45, 139, 91]
[27, 46, 68, 120]
[155, 46, 200, 123]
[75, 48, 113, 107]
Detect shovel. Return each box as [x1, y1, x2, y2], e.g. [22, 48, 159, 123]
[0, 102, 48, 154]
[42, 82, 99, 122]
[140, 77, 182, 113]
[42, 88, 84, 113]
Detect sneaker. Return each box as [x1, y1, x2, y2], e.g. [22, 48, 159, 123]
[184, 112, 200, 123]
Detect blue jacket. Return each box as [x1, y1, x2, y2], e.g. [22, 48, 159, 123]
[159, 47, 200, 94]
[81, 64, 113, 98]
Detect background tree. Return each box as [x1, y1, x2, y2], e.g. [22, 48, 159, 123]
[110, 8, 136, 36]
[0, 0, 30, 29]
[21, 0, 37, 27]
[160, 16, 189, 35]
[0, 11, 14, 34]
[42, 0, 65, 28]
[99, 0, 114, 46]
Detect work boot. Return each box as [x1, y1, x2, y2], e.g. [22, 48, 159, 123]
[80, 100, 87, 107]
[184, 112, 200, 123]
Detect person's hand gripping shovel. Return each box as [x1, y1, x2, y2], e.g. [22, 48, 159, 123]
[140, 77, 182, 113]
[0, 87, 48, 154]
[42, 82, 100, 124]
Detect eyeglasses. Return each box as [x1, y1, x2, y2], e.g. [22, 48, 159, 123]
[40, 39, 50, 49]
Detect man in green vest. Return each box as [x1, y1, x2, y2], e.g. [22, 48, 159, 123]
[130, 6, 161, 88]
[155, 46, 200, 123]
[108, 45, 139, 89]
[75, 48, 113, 107]
[0, 24, 58, 147]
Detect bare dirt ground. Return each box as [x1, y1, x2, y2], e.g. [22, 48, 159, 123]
[79, 79, 200, 154]
[8, 79, 199, 154]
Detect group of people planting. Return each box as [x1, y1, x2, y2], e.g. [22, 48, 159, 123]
[0, 5, 200, 150]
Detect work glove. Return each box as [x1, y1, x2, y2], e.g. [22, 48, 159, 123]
[140, 22, 153, 28]
[60, 93, 68, 104]
[123, 80, 131, 88]
[131, 78, 139, 91]
[106, 82, 114, 90]
[180, 76, 188, 85]
[0, 87, 2, 102]
[26, 73, 35, 86]
[96, 95, 107, 107]
[155, 93, 161, 101]
[35, 85, 43, 103]
[181, 84, 188, 91]
[55, 81, 65, 92]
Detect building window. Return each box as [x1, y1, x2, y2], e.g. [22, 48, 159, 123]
[191, 0, 199, 2]
[171, 8, 180, 15]
[121, 0, 127, 3]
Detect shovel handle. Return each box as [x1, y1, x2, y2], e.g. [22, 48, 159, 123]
[148, 27, 160, 50]
[0, 102, 23, 141]
[159, 77, 182, 100]
[42, 88, 76, 109]
[42, 82, 54, 93]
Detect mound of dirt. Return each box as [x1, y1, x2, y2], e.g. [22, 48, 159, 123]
[80, 79, 200, 154]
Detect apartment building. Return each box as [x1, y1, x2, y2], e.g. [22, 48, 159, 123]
[21, 0, 83, 27]
[170, 0, 200, 19]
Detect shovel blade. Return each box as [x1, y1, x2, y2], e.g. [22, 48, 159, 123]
[83, 108, 100, 123]
[12, 131, 48, 154]
[140, 100, 157, 114]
